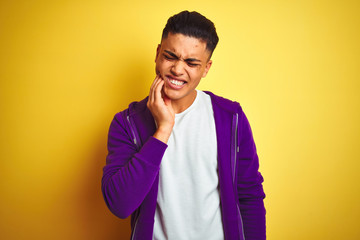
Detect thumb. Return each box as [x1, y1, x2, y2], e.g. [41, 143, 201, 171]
[163, 94, 172, 106]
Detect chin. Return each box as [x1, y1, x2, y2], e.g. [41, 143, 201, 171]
[163, 87, 184, 101]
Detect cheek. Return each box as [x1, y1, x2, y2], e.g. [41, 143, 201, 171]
[156, 59, 172, 72]
[188, 70, 203, 82]
[155, 60, 163, 74]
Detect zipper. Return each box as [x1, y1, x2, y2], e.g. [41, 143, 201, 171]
[127, 115, 140, 150]
[126, 113, 141, 239]
[232, 113, 239, 183]
[237, 204, 246, 240]
[233, 113, 245, 240]
[131, 215, 139, 240]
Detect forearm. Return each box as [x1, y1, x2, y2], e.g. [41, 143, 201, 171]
[102, 136, 167, 218]
[237, 107, 266, 239]
[239, 188, 266, 240]
[102, 110, 168, 218]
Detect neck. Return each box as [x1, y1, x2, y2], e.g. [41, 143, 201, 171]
[171, 90, 197, 114]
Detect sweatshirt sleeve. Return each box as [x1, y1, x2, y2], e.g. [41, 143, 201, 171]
[236, 108, 266, 240]
[101, 112, 167, 219]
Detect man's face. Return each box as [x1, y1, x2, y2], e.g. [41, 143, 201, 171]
[155, 33, 212, 106]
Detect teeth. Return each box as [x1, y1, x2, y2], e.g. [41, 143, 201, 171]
[170, 79, 185, 86]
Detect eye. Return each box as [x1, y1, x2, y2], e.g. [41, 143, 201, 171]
[163, 54, 175, 60]
[186, 61, 199, 67]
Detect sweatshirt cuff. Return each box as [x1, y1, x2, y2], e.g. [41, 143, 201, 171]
[137, 136, 168, 167]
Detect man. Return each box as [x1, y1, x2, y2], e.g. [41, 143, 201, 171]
[102, 10, 266, 240]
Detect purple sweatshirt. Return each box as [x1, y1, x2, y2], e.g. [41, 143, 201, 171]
[102, 91, 266, 240]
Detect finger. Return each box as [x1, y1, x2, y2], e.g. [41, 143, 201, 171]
[149, 75, 161, 103]
[152, 76, 163, 95]
[150, 75, 160, 91]
[163, 92, 172, 106]
[154, 80, 165, 103]
[154, 78, 164, 98]
[152, 74, 163, 91]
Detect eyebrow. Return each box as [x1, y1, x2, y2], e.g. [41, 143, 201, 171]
[164, 50, 201, 62]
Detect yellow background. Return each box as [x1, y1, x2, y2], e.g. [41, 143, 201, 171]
[1, 0, 359, 239]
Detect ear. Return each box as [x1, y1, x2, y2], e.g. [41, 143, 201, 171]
[202, 60, 213, 78]
[155, 44, 161, 62]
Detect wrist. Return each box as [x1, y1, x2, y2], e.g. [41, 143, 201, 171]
[153, 125, 173, 144]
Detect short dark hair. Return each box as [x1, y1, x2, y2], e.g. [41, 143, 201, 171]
[162, 10, 219, 58]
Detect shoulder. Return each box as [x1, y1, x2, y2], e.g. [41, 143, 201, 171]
[112, 96, 150, 126]
[203, 91, 244, 115]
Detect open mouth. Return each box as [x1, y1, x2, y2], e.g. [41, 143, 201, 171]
[166, 76, 187, 89]
[169, 79, 185, 86]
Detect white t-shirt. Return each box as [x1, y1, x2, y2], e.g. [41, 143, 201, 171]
[153, 90, 224, 240]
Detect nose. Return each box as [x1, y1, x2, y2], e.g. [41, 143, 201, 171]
[170, 60, 185, 76]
